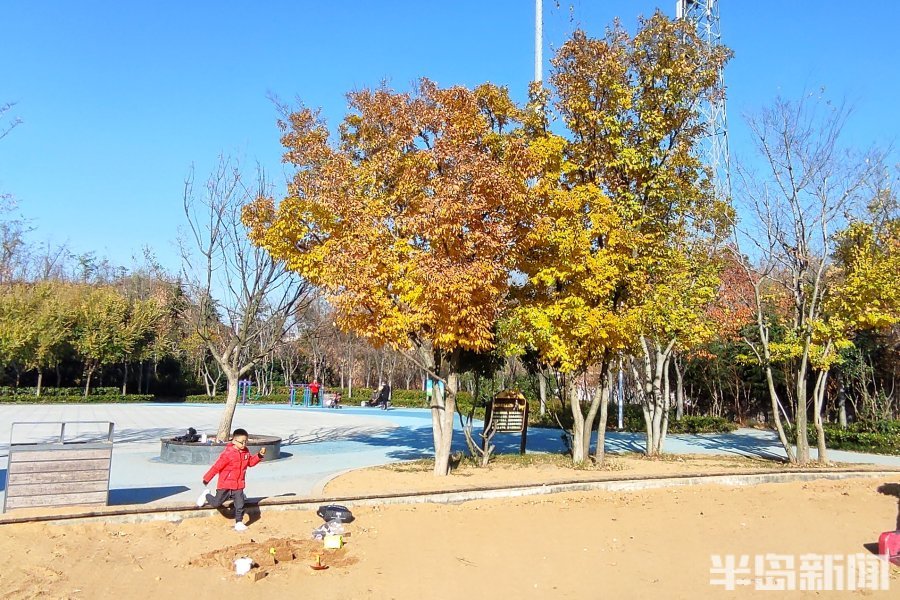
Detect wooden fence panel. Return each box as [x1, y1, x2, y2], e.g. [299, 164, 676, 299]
[3, 422, 115, 513]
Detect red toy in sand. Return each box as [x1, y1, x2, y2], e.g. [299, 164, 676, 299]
[878, 530, 900, 566]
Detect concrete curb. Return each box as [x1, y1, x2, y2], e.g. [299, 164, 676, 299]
[1, 468, 897, 527]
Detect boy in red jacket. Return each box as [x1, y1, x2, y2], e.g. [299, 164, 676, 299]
[196, 428, 265, 531]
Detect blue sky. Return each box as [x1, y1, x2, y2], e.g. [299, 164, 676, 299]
[1, 1, 898, 272]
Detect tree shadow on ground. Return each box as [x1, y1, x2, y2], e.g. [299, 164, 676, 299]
[596, 432, 647, 454]
[340, 425, 450, 461]
[282, 425, 394, 445]
[668, 430, 787, 462]
[108, 485, 190, 505]
[877, 483, 900, 530]
[113, 427, 198, 444]
[209, 498, 292, 526]
[336, 422, 646, 459]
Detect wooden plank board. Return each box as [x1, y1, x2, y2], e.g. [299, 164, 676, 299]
[5, 491, 108, 510]
[9, 448, 112, 462]
[8, 470, 109, 485]
[7, 480, 109, 497]
[493, 411, 524, 432]
[8, 459, 111, 474]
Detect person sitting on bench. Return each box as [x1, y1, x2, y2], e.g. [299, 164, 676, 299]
[375, 382, 391, 410]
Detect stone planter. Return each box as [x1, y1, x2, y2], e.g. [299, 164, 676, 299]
[159, 434, 282, 465]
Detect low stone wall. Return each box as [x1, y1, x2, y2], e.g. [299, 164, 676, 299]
[159, 434, 282, 464]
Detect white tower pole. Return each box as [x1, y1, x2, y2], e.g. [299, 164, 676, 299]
[676, 0, 732, 201]
[535, 0, 543, 84]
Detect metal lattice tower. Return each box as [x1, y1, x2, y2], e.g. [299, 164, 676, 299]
[676, 0, 732, 201]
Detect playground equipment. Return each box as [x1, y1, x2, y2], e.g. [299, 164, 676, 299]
[288, 383, 323, 407]
[238, 379, 252, 405]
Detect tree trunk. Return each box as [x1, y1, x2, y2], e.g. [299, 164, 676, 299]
[837, 376, 847, 429]
[570, 384, 586, 464]
[637, 338, 675, 456]
[84, 365, 95, 398]
[538, 370, 547, 416]
[137, 361, 144, 396]
[36, 370, 43, 397]
[795, 350, 811, 464]
[660, 362, 672, 452]
[122, 361, 128, 396]
[431, 369, 458, 476]
[674, 356, 684, 421]
[813, 368, 829, 463]
[594, 369, 613, 465]
[216, 371, 240, 441]
[763, 362, 795, 462]
[649, 351, 665, 455]
[755, 309, 796, 463]
[347, 354, 353, 400]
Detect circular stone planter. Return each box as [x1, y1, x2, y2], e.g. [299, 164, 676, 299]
[159, 434, 282, 465]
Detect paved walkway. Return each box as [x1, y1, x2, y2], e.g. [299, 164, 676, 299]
[1, 403, 897, 509]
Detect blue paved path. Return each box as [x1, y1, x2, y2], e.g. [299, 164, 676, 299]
[0, 403, 897, 509]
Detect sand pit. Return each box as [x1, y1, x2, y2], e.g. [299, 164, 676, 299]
[0, 464, 898, 599]
[187, 536, 356, 574]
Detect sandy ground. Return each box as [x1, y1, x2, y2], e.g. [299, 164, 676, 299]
[0, 455, 898, 599]
[322, 453, 891, 496]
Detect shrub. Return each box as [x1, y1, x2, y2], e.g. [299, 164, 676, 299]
[668, 415, 738, 434]
[178, 388, 474, 409]
[0, 386, 124, 397]
[784, 421, 899, 456]
[180, 394, 290, 404]
[0, 394, 155, 404]
[530, 401, 736, 434]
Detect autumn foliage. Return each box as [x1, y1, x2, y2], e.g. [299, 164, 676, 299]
[245, 81, 537, 355]
[244, 80, 539, 474]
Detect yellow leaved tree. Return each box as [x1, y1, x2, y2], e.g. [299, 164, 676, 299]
[512, 13, 731, 462]
[806, 218, 900, 458]
[245, 80, 538, 475]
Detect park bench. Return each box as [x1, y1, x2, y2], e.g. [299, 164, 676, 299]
[482, 390, 529, 454]
[3, 421, 114, 512]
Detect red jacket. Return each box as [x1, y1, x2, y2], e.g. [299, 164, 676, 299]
[203, 443, 261, 490]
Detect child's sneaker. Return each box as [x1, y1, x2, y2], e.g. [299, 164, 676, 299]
[196, 489, 209, 508]
[234, 522, 248, 532]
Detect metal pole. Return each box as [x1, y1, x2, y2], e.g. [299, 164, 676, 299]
[535, 0, 542, 84]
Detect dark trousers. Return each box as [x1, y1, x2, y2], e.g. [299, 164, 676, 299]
[206, 489, 247, 523]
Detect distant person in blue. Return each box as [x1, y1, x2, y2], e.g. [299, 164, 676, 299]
[376, 382, 391, 410]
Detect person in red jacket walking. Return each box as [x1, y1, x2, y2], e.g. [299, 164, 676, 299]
[196, 428, 265, 531]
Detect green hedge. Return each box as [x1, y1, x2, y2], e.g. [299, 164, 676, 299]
[0, 386, 125, 397]
[179, 388, 475, 408]
[668, 415, 739, 434]
[181, 394, 291, 404]
[0, 394, 155, 404]
[530, 401, 736, 434]
[785, 421, 899, 456]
